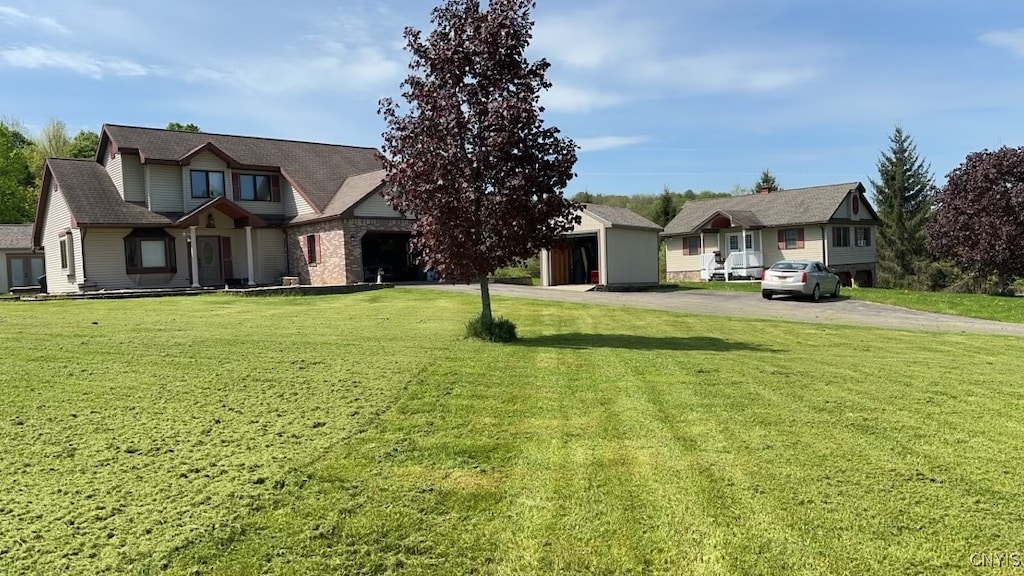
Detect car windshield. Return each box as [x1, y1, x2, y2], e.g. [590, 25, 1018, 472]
[770, 261, 809, 271]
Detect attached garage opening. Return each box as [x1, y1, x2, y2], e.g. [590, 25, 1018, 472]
[361, 232, 424, 282]
[549, 234, 599, 285]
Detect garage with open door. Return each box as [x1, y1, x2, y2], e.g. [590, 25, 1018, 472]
[540, 204, 662, 289]
[361, 232, 424, 282]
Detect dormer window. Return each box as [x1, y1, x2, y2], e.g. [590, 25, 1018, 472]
[191, 170, 225, 198]
[238, 174, 272, 201]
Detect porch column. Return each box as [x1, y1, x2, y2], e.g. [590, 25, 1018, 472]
[189, 225, 199, 288]
[598, 227, 609, 285]
[245, 226, 256, 286]
[540, 248, 550, 287]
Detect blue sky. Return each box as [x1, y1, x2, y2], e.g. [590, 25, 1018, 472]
[2, 0, 1024, 196]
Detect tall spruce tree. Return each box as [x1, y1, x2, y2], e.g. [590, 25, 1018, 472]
[751, 169, 781, 194]
[652, 187, 677, 227]
[870, 125, 934, 288]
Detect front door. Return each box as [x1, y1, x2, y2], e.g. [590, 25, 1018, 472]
[7, 255, 45, 288]
[197, 236, 223, 286]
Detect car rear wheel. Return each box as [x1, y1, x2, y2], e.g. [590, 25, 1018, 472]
[812, 284, 821, 302]
[761, 290, 772, 300]
[833, 282, 841, 299]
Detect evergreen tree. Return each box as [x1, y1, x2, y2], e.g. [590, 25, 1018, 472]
[652, 186, 677, 227]
[870, 125, 934, 288]
[751, 169, 781, 194]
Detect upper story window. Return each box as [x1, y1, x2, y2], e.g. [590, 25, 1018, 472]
[191, 170, 225, 199]
[855, 226, 872, 247]
[238, 174, 272, 201]
[832, 226, 850, 248]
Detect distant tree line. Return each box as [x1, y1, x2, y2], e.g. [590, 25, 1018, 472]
[0, 120, 200, 224]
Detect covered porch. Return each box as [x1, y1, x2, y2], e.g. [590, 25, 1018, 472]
[175, 198, 284, 288]
[694, 212, 765, 281]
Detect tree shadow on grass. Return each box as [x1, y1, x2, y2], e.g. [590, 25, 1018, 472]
[514, 333, 779, 352]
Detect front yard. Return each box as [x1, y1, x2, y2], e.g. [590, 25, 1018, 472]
[1, 290, 1022, 574]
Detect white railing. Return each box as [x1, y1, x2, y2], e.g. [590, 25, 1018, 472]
[723, 252, 764, 279]
[700, 254, 717, 280]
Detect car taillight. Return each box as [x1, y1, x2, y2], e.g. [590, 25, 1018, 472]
[762, 269, 768, 280]
[800, 271, 807, 283]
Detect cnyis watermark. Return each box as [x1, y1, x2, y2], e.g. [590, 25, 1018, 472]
[970, 551, 1023, 569]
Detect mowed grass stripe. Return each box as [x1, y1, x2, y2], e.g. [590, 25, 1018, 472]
[1, 290, 1023, 575]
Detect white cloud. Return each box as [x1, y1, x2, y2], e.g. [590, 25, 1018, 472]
[0, 6, 70, 35]
[0, 46, 148, 78]
[980, 29, 1024, 59]
[542, 84, 625, 113]
[530, 4, 825, 113]
[576, 135, 649, 152]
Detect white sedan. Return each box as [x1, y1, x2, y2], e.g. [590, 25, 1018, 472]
[761, 260, 841, 302]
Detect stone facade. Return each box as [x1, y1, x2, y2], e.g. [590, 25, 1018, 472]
[666, 270, 701, 282]
[285, 217, 413, 285]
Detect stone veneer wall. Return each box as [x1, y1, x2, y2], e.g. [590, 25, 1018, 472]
[666, 271, 701, 282]
[286, 218, 413, 285]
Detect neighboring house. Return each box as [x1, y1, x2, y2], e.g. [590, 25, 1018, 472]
[663, 182, 878, 287]
[0, 224, 43, 293]
[32, 124, 416, 294]
[540, 204, 662, 289]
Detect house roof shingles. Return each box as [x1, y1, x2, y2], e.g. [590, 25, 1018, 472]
[102, 124, 384, 212]
[292, 169, 389, 224]
[47, 158, 174, 227]
[583, 203, 663, 231]
[663, 182, 866, 236]
[0, 224, 33, 250]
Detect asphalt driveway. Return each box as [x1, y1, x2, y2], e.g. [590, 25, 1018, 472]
[412, 283, 1024, 336]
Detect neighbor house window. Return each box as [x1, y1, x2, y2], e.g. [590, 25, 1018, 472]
[778, 228, 805, 250]
[729, 235, 739, 251]
[832, 226, 850, 248]
[683, 236, 701, 255]
[191, 170, 225, 198]
[745, 235, 753, 250]
[855, 227, 872, 247]
[305, 234, 320, 265]
[124, 229, 177, 274]
[234, 172, 278, 201]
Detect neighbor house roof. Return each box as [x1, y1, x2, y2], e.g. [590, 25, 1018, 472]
[583, 204, 663, 231]
[99, 124, 384, 213]
[0, 224, 33, 250]
[663, 182, 871, 236]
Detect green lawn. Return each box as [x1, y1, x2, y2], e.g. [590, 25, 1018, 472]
[672, 280, 1024, 323]
[2, 290, 1023, 574]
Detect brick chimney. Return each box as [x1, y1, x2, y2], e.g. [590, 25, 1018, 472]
[759, 186, 771, 195]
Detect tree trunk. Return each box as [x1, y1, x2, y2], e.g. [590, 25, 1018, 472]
[479, 276, 493, 324]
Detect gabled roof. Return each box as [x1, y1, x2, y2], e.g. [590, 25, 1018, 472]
[42, 158, 175, 229]
[663, 182, 872, 236]
[291, 169, 390, 225]
[0, 224, 33, 250]
[98, 124, 384, 212]
[583, 203, 663, 231]
[175, 197, 267, 228]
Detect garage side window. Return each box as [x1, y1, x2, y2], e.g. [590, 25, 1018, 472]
[304, 233, 321, 265]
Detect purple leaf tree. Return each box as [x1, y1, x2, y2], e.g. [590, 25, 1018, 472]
[927, 146, 1024, 291]
[378, 0, 580, 324]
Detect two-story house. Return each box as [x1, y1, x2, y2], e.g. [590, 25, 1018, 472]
[32, 124, 417, 294]
[662, 182, 878, 287]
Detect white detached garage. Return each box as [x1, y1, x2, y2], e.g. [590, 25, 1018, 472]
[540, 204, 663, 289]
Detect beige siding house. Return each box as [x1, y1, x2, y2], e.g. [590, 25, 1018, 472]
[663, 182, 878, 287]
[32, 124, 416, 294]
[540, 204, 662, 289]
[1, 224, 44, 293]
